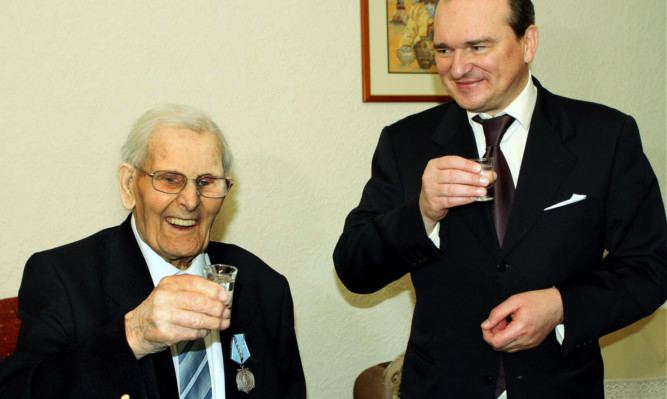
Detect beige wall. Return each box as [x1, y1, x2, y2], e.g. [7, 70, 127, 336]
[0, 0, 664, 397]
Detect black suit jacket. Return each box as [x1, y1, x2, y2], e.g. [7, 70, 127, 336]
[0, 215, 306, 398]
[334, 78, 667, 398]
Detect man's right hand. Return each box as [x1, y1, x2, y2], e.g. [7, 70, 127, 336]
[124, 274, 230, 359]
[419, 155, 491, 233]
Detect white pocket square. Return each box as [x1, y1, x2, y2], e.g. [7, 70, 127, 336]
[544, 194, 587, 211]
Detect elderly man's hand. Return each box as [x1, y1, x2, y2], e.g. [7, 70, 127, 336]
[124, 274, 231, 359]
[480, 288, 564, 353]
[419, 155, 491, 233]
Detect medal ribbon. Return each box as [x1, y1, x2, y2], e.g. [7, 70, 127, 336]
[231, 334, 251, 366]
[231, 334, 255, 393]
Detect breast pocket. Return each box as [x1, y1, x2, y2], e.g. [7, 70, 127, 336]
[537, 198, 591, 229]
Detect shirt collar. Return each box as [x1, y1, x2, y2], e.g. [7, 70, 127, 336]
[130, 214, 208, 287]
[466, 71, 537, 130]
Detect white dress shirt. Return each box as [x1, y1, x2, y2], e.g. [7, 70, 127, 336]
[131, 216, 226, 399]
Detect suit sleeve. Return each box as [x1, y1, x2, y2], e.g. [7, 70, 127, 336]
[333, 126, 440, 294]
[557, 115, 667, 356]
[277, 280, 307, 398]
[0, 252, 148, 398]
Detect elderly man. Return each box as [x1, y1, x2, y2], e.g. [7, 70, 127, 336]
[0, 104, 306, 398]
[334, 0, 666, 398]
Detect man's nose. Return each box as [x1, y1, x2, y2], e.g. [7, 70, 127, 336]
[450, 50, 473, 79]
[177, 180, 201, 210]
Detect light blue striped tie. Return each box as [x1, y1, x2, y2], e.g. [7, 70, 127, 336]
[178, 339, 212, 399]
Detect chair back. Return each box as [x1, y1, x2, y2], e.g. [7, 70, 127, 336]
[354, 354, 404, 399]
[0, 296, 20, 358]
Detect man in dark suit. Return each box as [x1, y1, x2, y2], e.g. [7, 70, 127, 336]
[0, 104, 306, 398]
[334, 0, 666, 398]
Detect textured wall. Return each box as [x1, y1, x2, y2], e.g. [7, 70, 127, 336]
[0, 1, 664, 397]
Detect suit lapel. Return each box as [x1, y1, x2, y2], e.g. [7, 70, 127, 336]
[104, 215, 155, 312]
[501, 83, 576, 255]
[430, 102, 477, 158]
[104, 215, 179, 399]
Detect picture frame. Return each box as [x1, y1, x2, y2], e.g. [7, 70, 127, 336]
[361, 0, 451, 103]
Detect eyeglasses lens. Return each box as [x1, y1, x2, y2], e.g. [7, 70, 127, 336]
[151, 171, 228, 198]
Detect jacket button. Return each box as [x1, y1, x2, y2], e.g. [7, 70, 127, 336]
[497, 261, 508, 272]
[483, 375, 494, 385]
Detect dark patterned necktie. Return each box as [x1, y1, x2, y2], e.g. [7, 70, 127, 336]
[473, 113, 515, 398]
[177, 338, 212, 399]
[472, 114, 516, 247]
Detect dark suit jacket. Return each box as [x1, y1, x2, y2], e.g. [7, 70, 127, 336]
[334, 78, 667, 398]
[0, 215, 306, 398]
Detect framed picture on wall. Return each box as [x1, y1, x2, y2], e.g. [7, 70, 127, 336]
[361, 0, 451, 102]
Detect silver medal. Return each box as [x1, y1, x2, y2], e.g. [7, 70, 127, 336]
[231, 334, 255, 393]
[236, 367, 256, 393]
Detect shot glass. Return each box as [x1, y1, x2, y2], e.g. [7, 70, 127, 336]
[470, 157, 495, 202]
[203, 264, 238, 309]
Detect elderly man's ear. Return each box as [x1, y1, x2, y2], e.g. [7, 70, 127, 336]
[118, 162, 136, 210]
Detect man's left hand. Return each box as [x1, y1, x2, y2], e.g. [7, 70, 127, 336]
[481, 287, 564, 353]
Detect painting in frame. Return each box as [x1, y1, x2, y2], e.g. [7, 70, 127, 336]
[362, 0, 450, 102]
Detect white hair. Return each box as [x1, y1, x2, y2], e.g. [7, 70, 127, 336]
[121, 104, 232, 173]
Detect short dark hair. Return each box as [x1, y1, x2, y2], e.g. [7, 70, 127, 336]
[506, 0, 535, 37]
[435, 0, 535, 37]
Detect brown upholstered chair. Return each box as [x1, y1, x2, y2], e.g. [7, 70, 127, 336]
[0, 296, 20, 358]
[353, 353, 404, 399]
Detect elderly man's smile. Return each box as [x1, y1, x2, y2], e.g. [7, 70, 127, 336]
[165, 217, 198, 228]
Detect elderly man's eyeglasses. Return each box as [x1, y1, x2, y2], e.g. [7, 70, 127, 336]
[138, 169, 233, 198]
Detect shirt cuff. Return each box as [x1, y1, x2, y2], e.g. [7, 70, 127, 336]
[555, 323, 565, 345]
[428, 222, 441, 249]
